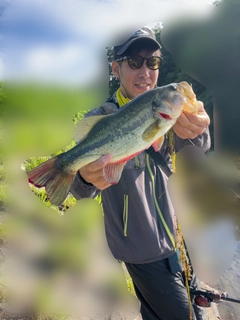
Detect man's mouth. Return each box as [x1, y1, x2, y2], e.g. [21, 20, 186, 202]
[159, 112, 172, 120]
[135, 83, 150, 88]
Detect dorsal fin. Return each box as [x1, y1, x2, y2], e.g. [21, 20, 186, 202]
[74, 115, 107, 142]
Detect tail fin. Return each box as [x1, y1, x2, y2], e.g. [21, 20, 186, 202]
[27, 157, 75, 206]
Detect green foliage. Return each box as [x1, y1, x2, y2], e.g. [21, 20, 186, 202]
[106, 46, 120, 97]
[0, 219, 7, 244]
[120, 262, 135, 296]
[0, 277, 8, 303]
[0, 80, 7, 300]
[0, 165, 6, 206]
[72, 109, 90, 124]
[7, 84, 101, 119]
[23, 106, 99, 214]
[23, 149, 77, 214]
[0, 81, 6, 169]
[152, 22, 163, 34]
[23, 156, 51, 174]
[0, 81, 6, 118]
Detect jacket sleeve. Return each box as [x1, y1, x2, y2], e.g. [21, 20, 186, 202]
[174, 127, 211, 154]
[70, 171, 101, 200]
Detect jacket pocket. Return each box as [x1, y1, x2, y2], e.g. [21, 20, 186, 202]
[123, 194, 129, 237]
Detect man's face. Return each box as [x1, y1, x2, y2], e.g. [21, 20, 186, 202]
[112, 49, 160, 100]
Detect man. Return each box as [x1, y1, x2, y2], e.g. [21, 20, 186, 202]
[70, 27, 210, 320]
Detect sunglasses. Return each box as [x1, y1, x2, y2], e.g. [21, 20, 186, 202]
[115, 55, 162, 70]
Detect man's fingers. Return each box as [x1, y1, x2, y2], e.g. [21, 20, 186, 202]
[176, 113, 203, 132]
[79, 154, 112, 189]
[196, 100, 204, 112]
[96, 180, 112, 190]
[88, 171, 112, 190]
[177, 112, 193, 127]
[183, 101, 210, 126]
[183, 111, 210, 126]
[173, 122, 199, 139]
[87, 154, 112, 172]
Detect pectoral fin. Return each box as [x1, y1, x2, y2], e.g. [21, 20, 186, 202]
[152, 136, 165, 152]
[142, 120, 161, 142]
[103, 162, 126, 184]
[74, 115, 107, 142]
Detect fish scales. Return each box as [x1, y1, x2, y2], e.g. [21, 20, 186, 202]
[58, 95, 156, 171]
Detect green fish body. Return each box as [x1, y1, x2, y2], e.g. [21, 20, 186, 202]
[27, 82, 197, 206]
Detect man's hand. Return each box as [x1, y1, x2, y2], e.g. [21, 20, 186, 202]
[79, 154, 112, 190]
[173, 101, 210, 139]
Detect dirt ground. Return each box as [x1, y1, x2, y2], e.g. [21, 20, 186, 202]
[0, 286, 222, 320]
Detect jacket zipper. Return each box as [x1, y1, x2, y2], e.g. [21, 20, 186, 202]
[123, 194, 129, 237]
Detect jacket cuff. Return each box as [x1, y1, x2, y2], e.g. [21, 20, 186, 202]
[70, 171, 97, 200]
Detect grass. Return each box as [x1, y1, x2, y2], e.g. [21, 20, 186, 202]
[22, 152, 77, 215]
[0, 83, 136, 319]
[21, 105, 100, 214]
[8, 84, 100, 214]
[0, 165, 6, 207]
[120, 262, 135, 296]
[0, 276, 8, 303]
[33, 311, 72, 320]
[20, 106, 88, 214]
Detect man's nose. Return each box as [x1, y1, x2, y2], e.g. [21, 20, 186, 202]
[138, 62, 151, 77]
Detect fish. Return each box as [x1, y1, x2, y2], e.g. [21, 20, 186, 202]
[27, 81, 198, 206]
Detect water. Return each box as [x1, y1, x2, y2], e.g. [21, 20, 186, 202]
[214, 241, 240, 320]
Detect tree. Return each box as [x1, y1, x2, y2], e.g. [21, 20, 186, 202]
[106, 46, 120, 97]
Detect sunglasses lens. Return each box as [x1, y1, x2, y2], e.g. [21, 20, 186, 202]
[127, 55, 161, 70]
[148, 56, 161, 70]
[128, 55, 143, 69]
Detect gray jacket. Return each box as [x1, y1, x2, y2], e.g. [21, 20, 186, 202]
[70, 93, 211, 264]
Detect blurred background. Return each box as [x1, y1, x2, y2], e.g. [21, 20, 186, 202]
[2, 0, 237, 319]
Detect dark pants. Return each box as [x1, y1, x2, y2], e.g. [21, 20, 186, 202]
[125, 258, 206, 320]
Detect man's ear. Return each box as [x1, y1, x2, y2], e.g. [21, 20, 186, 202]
[112, 61, 120, 78]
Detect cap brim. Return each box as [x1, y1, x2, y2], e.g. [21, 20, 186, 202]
[116, 37, 161, 56]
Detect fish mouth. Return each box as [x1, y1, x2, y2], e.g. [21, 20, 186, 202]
[178, 81, 195, 99]
[159, 112, 172, 120]
[178, 81, 199, 112]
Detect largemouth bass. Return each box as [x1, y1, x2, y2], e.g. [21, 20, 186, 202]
[27, 81, 198, 206]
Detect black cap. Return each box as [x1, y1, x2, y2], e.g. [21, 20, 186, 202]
[113, 27, 161, 60]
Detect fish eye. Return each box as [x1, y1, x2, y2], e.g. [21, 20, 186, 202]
[169, 84, 177, 91]
[152, 99, 160, 110]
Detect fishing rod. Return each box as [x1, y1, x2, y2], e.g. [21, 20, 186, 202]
[191, 289, 240, 308]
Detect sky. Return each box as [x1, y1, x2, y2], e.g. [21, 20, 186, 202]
[0, 0, 214, 86]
